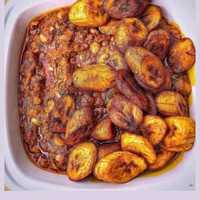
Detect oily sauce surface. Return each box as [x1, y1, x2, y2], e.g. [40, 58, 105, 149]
[19, 7, 117, 173]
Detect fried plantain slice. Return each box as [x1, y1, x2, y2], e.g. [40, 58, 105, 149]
[155, 91, 189, 116]
[140, 115, 167, 145]
[92, 118, 114, 141]
[159, 18, 182, 42]
[103, 0, 149, 19]
[107, 95, 143, 132]
[115, 18, 148, 51]
[149, 148, 176, 170]
[142, 5, 162, 31]
[121, 132, 157, 164]
[72, 64, 115, 92]
[160, 67, 173, 91]
[67, 142, 97, 181]
[97, 47, 127, 70]
[94, 151, 147, 183]
[163, 116, 195, 152]
[99, 20, 121, 35]
[116, 70, 149, 111]
[69, 0, 108, 27]
[172, 74, 192, 96]
[146, 93, 157, 115]
[125, 47, 165, 92]
[168, 38, 195, 73]
[65, 107, 92, 145]
[144, 29, 170, 60]
[98, 143, 121, 159]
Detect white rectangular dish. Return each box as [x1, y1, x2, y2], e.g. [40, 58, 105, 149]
[4, 0, 197, 190]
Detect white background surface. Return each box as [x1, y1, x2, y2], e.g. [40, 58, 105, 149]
[0, 0, 5, 192]
[2, 0, 199, 192]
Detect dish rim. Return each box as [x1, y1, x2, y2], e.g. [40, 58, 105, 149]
[3, 0, 197, 191]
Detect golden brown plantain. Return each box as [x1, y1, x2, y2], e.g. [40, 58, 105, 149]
[144, 29, 170, 60]
[94, 151, 147, 183]
[97, 47, 127, 70]
[141, 115, 167, 145]
[115, 18, 148, 51]
[142, 5, 162, 31]
[172, 74, 192, 96]
[125, 47, 166, 92]
[159, 18, 182, 42]
[121, 132, 157, 164]
[99, 20, 121, 35]
[149, 148, 176, 170]
[155, 91, 188, 116]
[92, 118, 114, 141]
[168, 38, 195, 73]
[67, 142, 97, 181]
[163, 116, 195, 152]
[73, 64, 115, 92]
[65, 107, 92, 145]
[69, 0, 108, 27]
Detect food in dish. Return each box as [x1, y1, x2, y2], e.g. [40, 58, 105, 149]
[19, 0, 196, 183]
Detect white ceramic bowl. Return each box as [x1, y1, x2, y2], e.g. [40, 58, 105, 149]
[4, 0, 197, 190]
